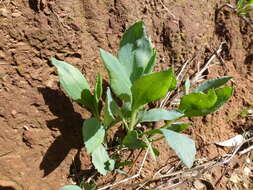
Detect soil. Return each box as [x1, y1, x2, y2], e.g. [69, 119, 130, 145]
[0, 0, 252, 189]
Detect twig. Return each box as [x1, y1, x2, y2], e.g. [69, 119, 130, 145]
[158, 0, 177, 21]
[191, 42, 225, 84]
[239, 144, 253, 155]
[134, 136, 253, 189]
[97, 150, 149, 190]
[160, 56, 195, 108]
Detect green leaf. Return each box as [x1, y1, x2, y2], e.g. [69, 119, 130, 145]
[168, 122, 190, 132]
[194, 76, 232, 93]
[103, 88, 121, 127]
[161, 129, 196, 168]
[208, 86, 233, 113]
[123, 131, 147, 149]
[131, 69, 176, 111]
[144, 49, 156, 74]
[81, 90, 99, 119]
[100, 49, 132, 102]
[179, 89, 218, 117]
[118, 21, 154, 82]
[115, 161, 134, 168]
[91, 144, 115, 175]
[59, 185, 82, 190]
[51, 57, 90, 102]
[140, 108, 184, 122]
[180, 87, 233, 117]
[94, 73, 103, 102]
[83, 183, 96, 190]
[82, 118, 105, 154]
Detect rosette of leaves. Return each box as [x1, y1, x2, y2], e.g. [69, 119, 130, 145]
[52, 21, 233, 178]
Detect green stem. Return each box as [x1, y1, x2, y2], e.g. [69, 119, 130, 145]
[129, 110, 137, 131]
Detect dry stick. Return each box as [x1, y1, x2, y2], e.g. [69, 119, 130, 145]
[160, 56, 195, 108]
[97, 150, 149, 190]
[134, 137, 253, 190]
[191, 42, 225, 84]
[158, 0, 177, 21]
[156, 137, 253, 190]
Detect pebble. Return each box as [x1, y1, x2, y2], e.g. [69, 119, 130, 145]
[12, 12, 22, 18]
[0, 8, 8, 17]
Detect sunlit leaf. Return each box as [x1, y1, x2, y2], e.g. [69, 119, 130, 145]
[131, 69, 176, 110]
[100, 49, 132, 102]
[82, 118, 105, 154]
[161, 129, 196, 168]
[52, 58, 90, 102]
[140, 109, 184, 122]
[92, 144, 115, 175]
[118, 21, 154, 82]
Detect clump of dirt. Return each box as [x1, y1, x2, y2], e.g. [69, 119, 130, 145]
[0, 0, 252, 189]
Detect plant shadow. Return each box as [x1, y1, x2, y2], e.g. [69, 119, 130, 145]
[38, 87, 84, 177]
[0, 187, 15, 190]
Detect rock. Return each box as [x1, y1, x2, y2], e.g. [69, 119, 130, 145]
[12, 12, 22, 18]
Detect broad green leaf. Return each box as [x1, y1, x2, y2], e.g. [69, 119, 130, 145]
[59, 185, 82, 190]
[103, 88, 121, 127]
[208, 86, 233, 113]
[161, 129, 196, 168]
[118, 21, 154, 82]
[168, 122, 190, 132]
[52, 57, 90, 102]
[144, 49, 156, 74]
[92, 144, 115, 175]
[179, 89, 217, 117]
[194, 76, 232, 93]
[123, 131, 147, 149]
[100, 49, 132, 102]
[131, 69, 176, 111]
[140, 108, 184, 122]
[94, 73, 103, 102]
[82, 118, 105, 154]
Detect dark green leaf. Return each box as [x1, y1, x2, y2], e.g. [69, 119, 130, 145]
[194, 76, 232, 93]
[118, 21, 154, 82]
[152, 147, 160, 157]
[92, 144, 115, 175]
[115, 161, 134, 168]
[123, 131, 147, 149]
[131, 69, 176, 111]
[100, 49, 132, 102]
[94, 73, 103, 102]
[52, 57, 90, 102]
[82, 118, 105, 154]
[140, 108, 184, 122]
[81, 90, 99, 119]
[168, 122, 190, 132]
[161, 129, 196, 168]
[83, 183, 96, 190]
[59, 185, 82, 190]
[208, 86, 233, 113]
[179, 89, 217, 116]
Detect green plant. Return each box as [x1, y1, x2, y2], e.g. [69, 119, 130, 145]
[53, 21, 233, 188]
[236, 0, 253, 15]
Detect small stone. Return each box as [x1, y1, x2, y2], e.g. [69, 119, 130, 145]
[243, 167, 251, 176]
[12, 12, 22, 18]
[11, 110, 17, 117]
[0, 8, 8, 17]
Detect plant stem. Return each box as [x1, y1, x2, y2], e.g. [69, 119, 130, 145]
[129, 110, 137, 131]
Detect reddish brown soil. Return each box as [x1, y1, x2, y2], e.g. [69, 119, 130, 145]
[0, 0, 252, 189]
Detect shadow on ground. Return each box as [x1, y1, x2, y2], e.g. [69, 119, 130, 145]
[38, 87, 84, 176]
